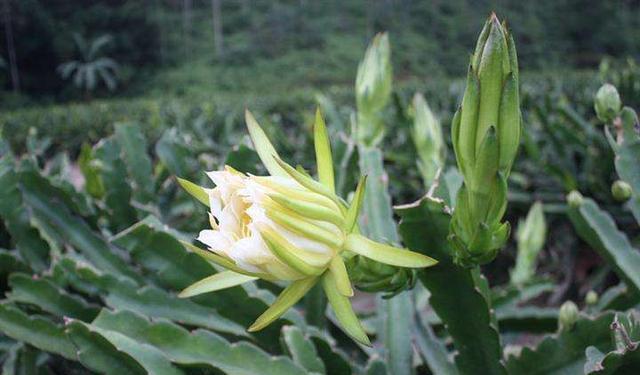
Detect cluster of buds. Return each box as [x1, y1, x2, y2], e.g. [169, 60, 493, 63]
[449, 14, 522, 267]
[355, 33, 392, 147]
[177, 109, 436, 345]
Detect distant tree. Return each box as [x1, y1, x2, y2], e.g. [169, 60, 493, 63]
[57, 34, 119, 98]
[2, 0, 20, 92]
[211, 0, 224, 59]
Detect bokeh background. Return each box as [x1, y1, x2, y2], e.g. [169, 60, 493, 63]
[2, 0, 639, 106]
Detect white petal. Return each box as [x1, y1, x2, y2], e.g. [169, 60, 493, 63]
[197, 229, 234, 256]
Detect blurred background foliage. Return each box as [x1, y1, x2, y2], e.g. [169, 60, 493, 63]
[1, 0, 640, 105]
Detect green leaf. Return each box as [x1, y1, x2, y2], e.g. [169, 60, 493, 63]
[344, 233, 437, 268]
[179, 271, 258, 298]
[65, 321, 147, 374]
[114, 122, 155, 204]
[176, 177, 210, 206]
[314, 108, 335, 192]
[357, 145, 412, 373]
[282, 325, 327, 374]
[94, 137, 138, 231]
[111, 219, 307, 350]
[415, 314, 458, 375]
[155, 128, 193, 177]
[0, 250, 30, 287]
[245, 110, 287, 178]
[0, 304, 76, 360]
[18, 164, 141, 282]
[605, 119, 640, 223]
[55, 257, 247, 337]
[506, 313, 617, 374]
[92, 309, 308, 375]
[568, 196, 640, 296]
[357, 147, 397, 242]
[225, 144, 261, 175]
[379, 291, 414, 375]
[7, 273, 99, 321]
[0, 156, 50, 271]
[308, 329, 355, 374]
[322, 272, 370, 346]
[249, 278, 317, 332]
[584, 313, 640, 374]
[397, 197, 506, 375]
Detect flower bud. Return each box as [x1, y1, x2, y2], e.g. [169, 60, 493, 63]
[356, 33, 392, 146]
[567, 190, 584, 208]
[178, 109, 436, 345]
[449, 14, 520, 266]
[411, 93, 446, 186]
[611, 180, 633, 202]
[345, 255, 416, 297]
[594, 84, 622, 123]
[558, 301, 579, 331]
[585, 290, 598, 306]
[510, 202, 546, 285]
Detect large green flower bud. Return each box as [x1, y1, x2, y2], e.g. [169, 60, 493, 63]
[411, 93, 446, 187]
[449, 14, 521, 267]
[356, 33, 392, 146]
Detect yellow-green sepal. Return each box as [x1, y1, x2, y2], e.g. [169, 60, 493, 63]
[313, 108, 335, 193]
[328, 256, 353, 297]
[265, 208, 343, 249]
[176, 177, 209, 206]
[273, 156, 341, 206]
[245, 109, 287, 178]
[260, 228, 327, 276]
[269, 192, 345, 228]
[345, 175, 367, 233]
[321, 271, 371, 346]
[344, 233, 437, 268]
[248, 277, 317, 332]
[178, 271, 257, 298]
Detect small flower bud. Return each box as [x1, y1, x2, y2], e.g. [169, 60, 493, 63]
[585, 290, 598, 306]
[611, 180, 633, 202]
[411, 93, 446, 186]
[558, 301, 579, 331]
[511, 202, 546, 285]
[594, 84, 622, 123]
[567, 190, 584, 208]
[356, 33, 392, 146]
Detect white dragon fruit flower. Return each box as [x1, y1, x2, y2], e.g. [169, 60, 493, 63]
[177, 109, 436, 345]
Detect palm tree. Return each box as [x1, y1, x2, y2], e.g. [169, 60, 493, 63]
[57, 34, 119, 97]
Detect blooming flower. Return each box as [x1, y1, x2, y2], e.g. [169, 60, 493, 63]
[177, 109, 436, 345]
